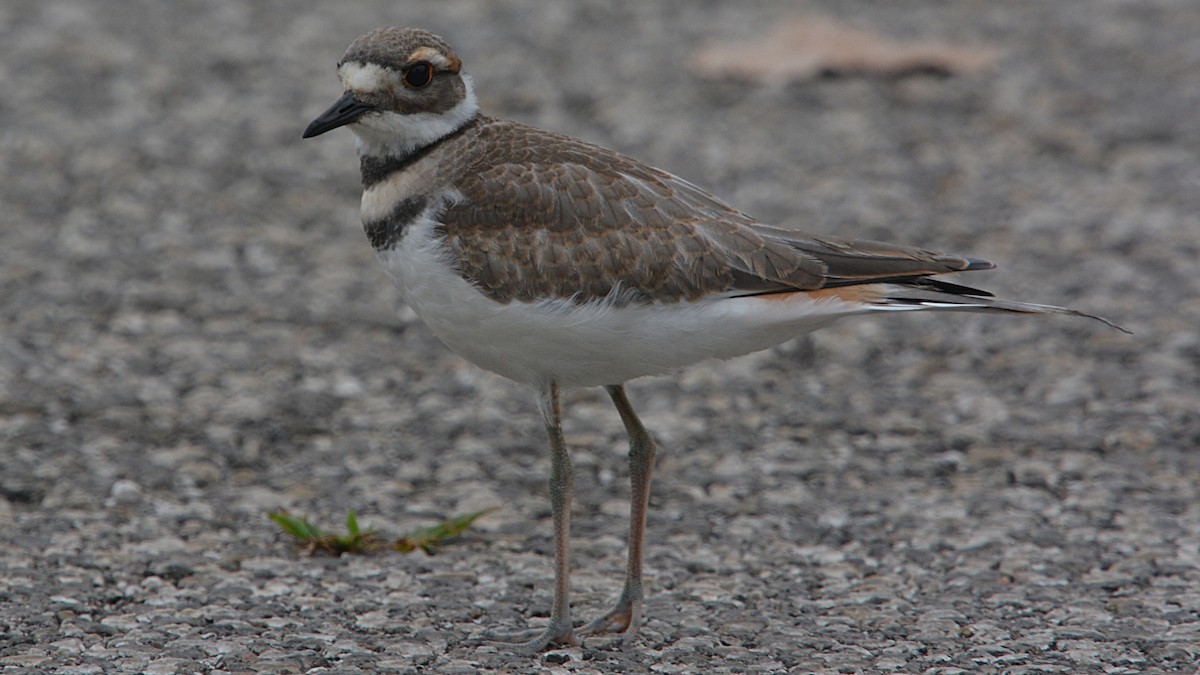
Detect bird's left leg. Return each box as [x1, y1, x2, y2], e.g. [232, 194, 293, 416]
[579, 384, 657, 645]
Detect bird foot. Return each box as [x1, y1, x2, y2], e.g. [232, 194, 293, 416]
[480, 620, 578, 653]
[577, 598, 642, 647]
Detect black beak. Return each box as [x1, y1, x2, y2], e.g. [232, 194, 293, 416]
[303, 92, 374, 138]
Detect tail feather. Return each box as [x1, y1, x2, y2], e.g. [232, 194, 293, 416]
[877, 280, 1130, 333]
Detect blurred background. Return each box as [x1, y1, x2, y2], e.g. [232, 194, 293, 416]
[1, 1, 1197, 671]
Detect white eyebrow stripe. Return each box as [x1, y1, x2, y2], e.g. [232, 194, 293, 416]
[339, 62, 391, 91]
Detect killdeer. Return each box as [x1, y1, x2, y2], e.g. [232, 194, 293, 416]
[303, 27, 1123, 651]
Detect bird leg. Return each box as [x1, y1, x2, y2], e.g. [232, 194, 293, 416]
[579, 384, 657, 645]
[486, 380, 578, 651]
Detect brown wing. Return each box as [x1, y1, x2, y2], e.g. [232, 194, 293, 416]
[438, 119, 983, 304]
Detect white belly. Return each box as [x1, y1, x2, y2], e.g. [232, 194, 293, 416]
[377, 218, 863, 387]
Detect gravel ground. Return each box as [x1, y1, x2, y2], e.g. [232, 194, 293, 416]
[2, 1, 1198, 672]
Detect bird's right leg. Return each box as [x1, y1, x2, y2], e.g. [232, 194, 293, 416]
[484, 380, 577, 651]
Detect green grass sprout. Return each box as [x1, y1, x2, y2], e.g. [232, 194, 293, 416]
[394, 508, 495, 554]
[270, 508, 493, 556]
[269, 509, 384, 555]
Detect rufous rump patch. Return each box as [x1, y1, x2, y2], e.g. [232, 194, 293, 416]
[755, 285, 886, 304]
[809, 285, 886, 303]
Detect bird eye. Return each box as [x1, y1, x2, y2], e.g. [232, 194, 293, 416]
[403, 63, 433, 88]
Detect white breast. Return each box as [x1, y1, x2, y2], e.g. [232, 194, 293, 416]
[376, 217, 869, 388]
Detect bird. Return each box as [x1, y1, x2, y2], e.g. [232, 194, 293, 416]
[302, 27, 1123, 651]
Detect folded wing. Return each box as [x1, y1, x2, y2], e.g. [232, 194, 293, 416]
[437, 120, 1029, 311]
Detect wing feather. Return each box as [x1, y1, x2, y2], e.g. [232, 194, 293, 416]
[437, 118, 982, 304]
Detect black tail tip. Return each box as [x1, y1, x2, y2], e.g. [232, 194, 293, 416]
[963, 257, 996, 271]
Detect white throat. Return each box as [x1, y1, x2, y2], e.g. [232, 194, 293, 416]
[350, 74, 479, 159]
